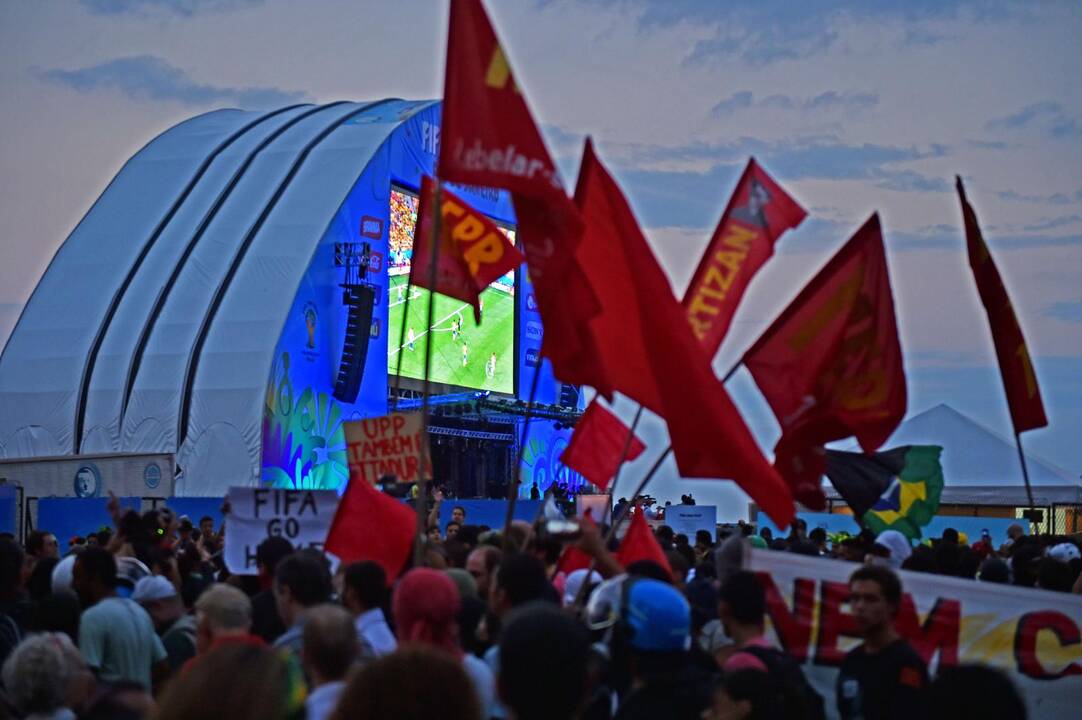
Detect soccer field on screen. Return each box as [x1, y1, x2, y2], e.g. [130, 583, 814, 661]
[387, 275, 516, 394]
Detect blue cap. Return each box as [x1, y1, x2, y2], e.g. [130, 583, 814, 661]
[624, 579, 691, 652]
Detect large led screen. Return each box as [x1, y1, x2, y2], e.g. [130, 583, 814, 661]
[387, 187, 516, 393]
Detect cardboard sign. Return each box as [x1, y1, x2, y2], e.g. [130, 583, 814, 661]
[664, 505, 717, 538]
[746, 548, 1082, 719]
[224, 487, 339, 574]
[344, 413, 432, 485]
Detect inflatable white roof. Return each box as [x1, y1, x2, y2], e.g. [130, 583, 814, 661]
[0, 99, 438, 493]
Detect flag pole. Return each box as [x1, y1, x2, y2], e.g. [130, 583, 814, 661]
[1014, 431, 1040, 534]
[568, 445, 674, 613]
[413, 180, 443, 566]
[603, 445, 672, 544]
[606, 357, 745, 512]
[608, 405, 644, 502]
[501, 364, 543, 552]
[570, 354, 740, 609]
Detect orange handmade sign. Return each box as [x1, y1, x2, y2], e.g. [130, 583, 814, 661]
[343, 413, 432, 485]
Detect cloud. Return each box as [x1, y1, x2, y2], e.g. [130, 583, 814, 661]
[986, 101, 1082, 138]
[586, 0, 967, 66]
[79, 0, 261, 16]
[805, 90, 879, 112]
[34, 55, 308, 108]
[873, 170, 949, 193]
[997, 189, 1075, 205]
[1043, 299, 1082, 324]
[1021, 214, 1082, 232]
[710, 89, 879, 118]
[710, 91, 754, 117]
[966, 139, 1009, 150]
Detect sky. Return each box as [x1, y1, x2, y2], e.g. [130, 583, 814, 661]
[1, 0, 1080, 515]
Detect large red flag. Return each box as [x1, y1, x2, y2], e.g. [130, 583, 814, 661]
[572, 139, 795, 527]
[616, 508, 673, 579]
[324, 476, 417, 585]
[560, 400, 646, 492]
[956, 178, 1047, 434]
[438, 0, 606, 393]
[743, 214, 906, 509]
[411, 176, 525, 323]
[684, 158, 806, 355]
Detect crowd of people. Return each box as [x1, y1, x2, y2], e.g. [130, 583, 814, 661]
[0, 490, 1070, 719]
[736, 517, 1082, 594]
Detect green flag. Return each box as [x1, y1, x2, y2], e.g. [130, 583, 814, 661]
[859, 445, 944, 540]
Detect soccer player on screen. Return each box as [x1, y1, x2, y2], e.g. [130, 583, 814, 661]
[462, 341, 469, 367]
[407, 327, 415, 352]
[486, 352, 497, 380]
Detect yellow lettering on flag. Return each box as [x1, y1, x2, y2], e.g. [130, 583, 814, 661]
[462, 232, 505, 275]
[1017, 344, 1038, 398]
[789, 269, 864, 353]
[485, 45, 516, 92]
[451, 215, 486, 243]
[721, 223, 758, 252]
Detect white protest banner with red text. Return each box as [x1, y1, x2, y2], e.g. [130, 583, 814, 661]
[343, 413, 432, 485]
[224, 487, 339, 574]
[746, 548, 1082, 719]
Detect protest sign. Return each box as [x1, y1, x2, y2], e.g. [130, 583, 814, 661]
[665, 505, 716, 538]
[224, 487, 339, 574]
[344, 413, 432, 485]
[746, 548, 1082, 719]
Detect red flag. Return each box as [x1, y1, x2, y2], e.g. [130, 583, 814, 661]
[572, 139, 795, 527]
[684, 158, 806, 355]
[957, 178, 1047, 433]
[411, 176, 525, 323]
[743, 214, 906, 509]
[324, 476, 417, 585]
[616, 508, 672, 579]
[438, 0, 605, 391]
[554, 512, 597, 576]
[560, 400, 646, 491]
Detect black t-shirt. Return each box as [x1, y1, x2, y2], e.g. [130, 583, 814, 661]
[250, 588, 285, 644]
[836, 638, 928, 720]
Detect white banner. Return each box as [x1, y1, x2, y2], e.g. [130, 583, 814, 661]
[224, 487, 340, 574]
[665, 505, 717, 537]
[746, 548, 1082, 719]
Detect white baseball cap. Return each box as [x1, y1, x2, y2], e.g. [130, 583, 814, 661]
[132, 575, 178, 603]
[1048, 543, 1081, 563]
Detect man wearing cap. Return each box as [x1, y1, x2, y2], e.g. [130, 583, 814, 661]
[614, 578, 714, 720]
[133, 575, 197, 671]
[867, 530, 912, 569]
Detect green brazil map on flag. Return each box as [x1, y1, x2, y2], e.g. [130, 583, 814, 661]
[826, 445, 945, 540]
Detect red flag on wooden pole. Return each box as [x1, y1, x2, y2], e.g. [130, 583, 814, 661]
[325, 477, 417, 584]
[743, 214, 907, 509]
[571, 139, 795, 528]
[438, 0, 606, 393]
[616, 508, 673, 579]
[684, 158, 806, 355]
[411, 176, 524, 323]
[956, 178, 1047, 434]
[560, 400, 646, 492]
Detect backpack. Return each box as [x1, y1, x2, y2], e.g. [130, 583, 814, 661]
[739, 645, 826, 720]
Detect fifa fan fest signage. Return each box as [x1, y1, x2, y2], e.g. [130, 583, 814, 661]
[343, 413, 432, 485]
[224, 487, 339, 574]
[747, 549, 1082, 719]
